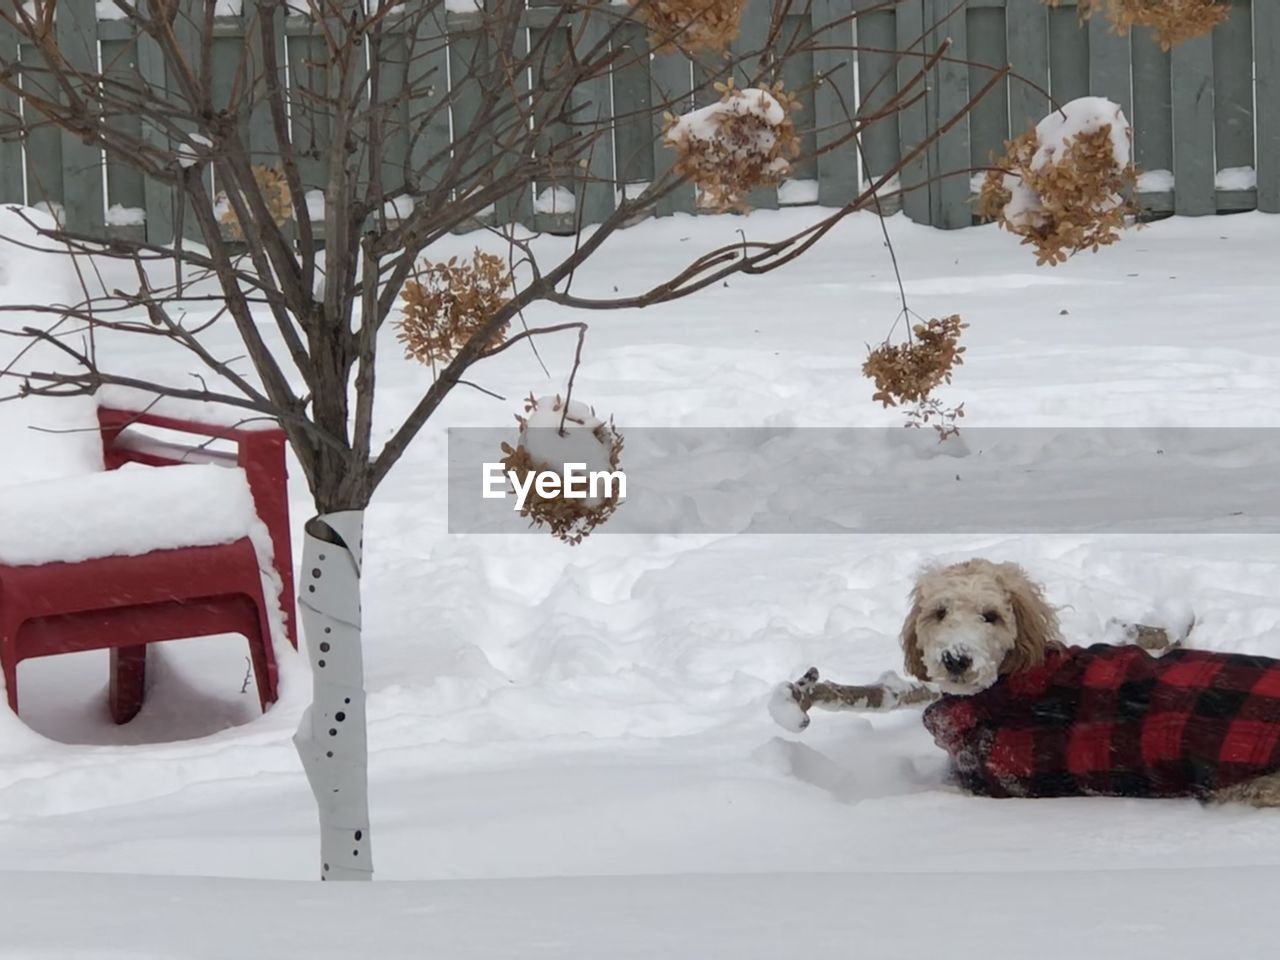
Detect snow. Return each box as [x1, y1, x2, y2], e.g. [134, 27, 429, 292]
[105, 203, 145, 226]
[95, 384, 285, 431]
[0, 462, 262, 565]
[95, 1, 125, 19]
[777, 178, 819, 205]
[1217, 165, 1257, 190]
[305, 188, 325, 221]
[383, 196, 414, 221]
[3, 868, 1278, 958]
[444, 0, 483, 11]
[516, 395, 616, 507]
[1139, 168, 1176, 192]
[534, 185, 576, 215]
[1034, 97, 1131, 170]
[665, 88, 786, 159]
[176, 134, 212, 169]
[2, 198, 1280, 951]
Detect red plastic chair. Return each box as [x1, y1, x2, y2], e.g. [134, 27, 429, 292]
[0, 406, 297, 724]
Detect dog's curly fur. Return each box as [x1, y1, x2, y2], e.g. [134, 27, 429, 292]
[900, 558, 1064, 696]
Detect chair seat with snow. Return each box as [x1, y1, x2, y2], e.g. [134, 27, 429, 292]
[0, 403, 297, 724]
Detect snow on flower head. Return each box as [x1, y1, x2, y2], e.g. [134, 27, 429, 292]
[978, 97, 1136, 266]
[498, 394, 625, 545]
[663, 80, 801, 213]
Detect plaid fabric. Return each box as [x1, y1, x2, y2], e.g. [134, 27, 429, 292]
[922, 643, 1280, 799]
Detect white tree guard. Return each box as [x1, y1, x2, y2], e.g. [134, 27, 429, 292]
[293, 510, 373, 881]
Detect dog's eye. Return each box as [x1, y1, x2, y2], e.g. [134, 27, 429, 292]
[934, 606, 947, 621]
[982, 609, 1001, 624]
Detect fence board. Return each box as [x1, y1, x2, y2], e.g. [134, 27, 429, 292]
[1210, 0, 1253, 178]
[1047, 4, 1089, 105]
[853, 5, 900, 195]
[611, 22, 655, 190]
[0, 19, 23, 205]
[100, 33, 147, 241]
[895, 0, 930, 224]
[406, 7, 453, 198]
[649, 49, 695, 215]
[135, 32, 174, 245]
[1130, 27, 1173, 179]
[55, 0, 103, 234]
[966, 5, 1007, 191]
[812, 0, 859, 206]
[1170, 33, 1215, 215]
[571, 7, 618, 226]
[1259, 0, 1280, 211]
[1087, 8, 1131, 121]
[927, 0, 970, 228]
[1006, 0, 1049, 137]
[778, 11, 817, 184]
[731, 0, 778, 210]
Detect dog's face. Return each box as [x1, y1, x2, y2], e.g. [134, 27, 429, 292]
[900, 560, 1060, 695]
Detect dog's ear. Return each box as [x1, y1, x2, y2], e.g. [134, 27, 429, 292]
[997, 563, 1061, 674]
[900, 584, 928, 681]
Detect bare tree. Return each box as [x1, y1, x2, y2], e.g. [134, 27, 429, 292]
[0, 0, 1003, 879]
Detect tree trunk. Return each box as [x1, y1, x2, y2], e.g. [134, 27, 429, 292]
[292, 511, 373, 881]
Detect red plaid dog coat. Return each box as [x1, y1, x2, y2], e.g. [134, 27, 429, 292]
[922, 643, 1280, 799]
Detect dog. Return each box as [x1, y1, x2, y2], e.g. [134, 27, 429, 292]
[776, 558, 1280, 806]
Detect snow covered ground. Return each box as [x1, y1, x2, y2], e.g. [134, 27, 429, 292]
[2, 206, 1280, 955]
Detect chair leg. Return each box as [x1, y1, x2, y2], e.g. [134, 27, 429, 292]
[244, 597, 278, 712]
[109, 644, 148, 724]
[2, 657, 17, 716]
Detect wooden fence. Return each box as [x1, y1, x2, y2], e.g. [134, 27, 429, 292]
[0, 0, 1276, 239]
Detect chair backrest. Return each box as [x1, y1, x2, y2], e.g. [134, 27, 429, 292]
[96, 407, 297, 649]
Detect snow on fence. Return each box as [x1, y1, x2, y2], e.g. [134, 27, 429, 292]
[0, 0, 1275, 236]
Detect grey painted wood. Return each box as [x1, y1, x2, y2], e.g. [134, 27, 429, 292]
[731, 0, 778, 210]
[1170, 33, 1215, 216]
[445, 18, 497, 229]
[895, 0, 930, 224]
[406, 5, 453, 197]
[0, 19, 24, 204]
[853, 6, 901, 194]
[373, 27, 412, 201]
[610, 21, 655, 188]
[926, 0, 971, 229]
[1259, 0, 1280, 211]
[1129, 27, 1173, 182]
[648, 50, 696, 216]
[1087, 6, 1131, 121]
[813, 0, 861, 206]
[1047, 4, 1089, 106]
[135, 31, 174, 245]
[55, 0, 103, 233]
[492, 4, 533, 228]
[1211, 0, 1254, 174]
[966, 5, 1007, 193]
[100, 33, 148, 242]
[1006, 0, 1049, 137]
[570, 6, 619, 225]
[779, 12, 817, 184]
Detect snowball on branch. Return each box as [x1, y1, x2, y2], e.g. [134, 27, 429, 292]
[663, 81, 801, 213]
[978, 97, 1136, 266]
[499, 394, 625, 545]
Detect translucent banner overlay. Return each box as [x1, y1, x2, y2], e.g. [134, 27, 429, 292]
[447, 428, 1280, 535]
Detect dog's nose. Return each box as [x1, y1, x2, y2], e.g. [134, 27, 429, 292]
[941, 650, 972, 676]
